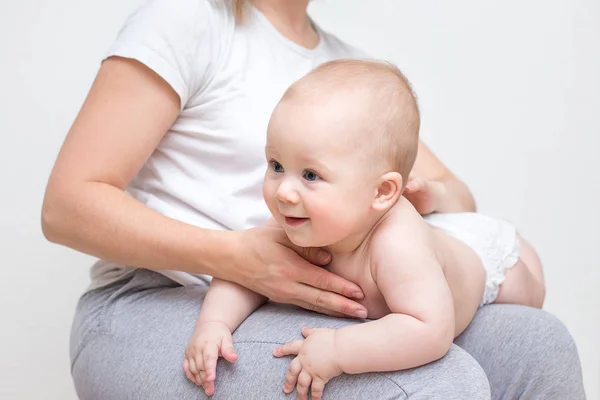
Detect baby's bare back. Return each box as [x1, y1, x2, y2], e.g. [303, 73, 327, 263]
[327, 199, 485, 336]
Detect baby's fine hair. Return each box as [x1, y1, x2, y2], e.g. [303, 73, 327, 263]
[284, 59, 420, 186]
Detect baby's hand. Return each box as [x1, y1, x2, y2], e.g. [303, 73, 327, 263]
[183, 321, 238, 396]
[273, 327, 343, 400]
[403, 177, 445, 215]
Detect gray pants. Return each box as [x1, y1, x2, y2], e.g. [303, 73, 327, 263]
[70, 269, 585, 399]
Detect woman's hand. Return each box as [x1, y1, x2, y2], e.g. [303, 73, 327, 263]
[403, 177, 445, 215]
[405, 141, 476, 213]
[230, 226, 367, 319]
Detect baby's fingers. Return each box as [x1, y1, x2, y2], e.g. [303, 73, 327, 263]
[311, 378, 326, 400]
[220, 336, 239, 363]
[203, 380, 215, 397]
[188, 357, 203, 386]
[273, 340, 304, 358]
[296, 370, 312, 400]
[284, 357, 302, 394]
[198, 343, 219, 383]
[183, 358, 199, 385]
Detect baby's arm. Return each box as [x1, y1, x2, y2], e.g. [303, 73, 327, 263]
[183, 218, 286, 392]
[183, 276, 266, 394]
[335, 215, 455, 373]
[198, 277, 266, 329]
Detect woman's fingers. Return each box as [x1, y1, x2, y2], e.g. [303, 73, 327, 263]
[297, 261, 364, 300]
[242, 227, 367, 316]
[405, 177, 425, 192]
[291, 278, 368, 318]
[296, 245, 332, 267]
[275, 228, 363, 300]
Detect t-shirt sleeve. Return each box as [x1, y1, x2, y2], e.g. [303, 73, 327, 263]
[104, 0, 232, 109]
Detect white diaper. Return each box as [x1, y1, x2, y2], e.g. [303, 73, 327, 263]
[423, 212, 521, 306]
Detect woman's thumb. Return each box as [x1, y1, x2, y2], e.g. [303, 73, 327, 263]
[300, 247, 331, 266]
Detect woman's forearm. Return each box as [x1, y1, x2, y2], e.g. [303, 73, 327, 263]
[434, 177, 476, 213]
[42, 181, 233, 278]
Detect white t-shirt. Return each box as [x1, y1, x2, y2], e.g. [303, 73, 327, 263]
[90, 0, 369, 289]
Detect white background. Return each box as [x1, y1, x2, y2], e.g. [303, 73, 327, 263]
[1, 0, 598, 398]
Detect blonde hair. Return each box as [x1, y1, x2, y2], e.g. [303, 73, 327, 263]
[233, 0, 248, 22]
[283, 59, 421, 186]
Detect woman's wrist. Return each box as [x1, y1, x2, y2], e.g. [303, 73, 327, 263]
[195, 228, 245, 283]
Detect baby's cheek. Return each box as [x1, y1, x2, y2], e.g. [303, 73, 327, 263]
[262, 180, 272, 201]
[262, 182, 277, 208]
[310, 209, 348, 240]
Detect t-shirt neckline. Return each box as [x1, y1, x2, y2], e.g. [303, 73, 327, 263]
[250, 6, 325, 58]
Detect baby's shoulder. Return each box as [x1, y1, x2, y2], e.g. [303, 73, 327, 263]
[367, 200, 434, 271]
[369, 198, 435, 252]
[373, 198, 427, 238]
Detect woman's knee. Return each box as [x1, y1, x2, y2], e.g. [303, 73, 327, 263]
[506, 307, 584, 396]
[482, 305, 580, 369]
[379, 345, 490, 400]
[222, 343, 488, 400]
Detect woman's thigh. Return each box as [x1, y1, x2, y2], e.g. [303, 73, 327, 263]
[455, 304, 585, 400]
[71, 269, 490, 400]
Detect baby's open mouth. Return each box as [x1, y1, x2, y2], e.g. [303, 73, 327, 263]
[284, 216, 309, 227]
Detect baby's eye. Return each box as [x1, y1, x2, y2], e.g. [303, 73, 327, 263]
[271, 160, 284, 173]
[303, 170, 320, 182]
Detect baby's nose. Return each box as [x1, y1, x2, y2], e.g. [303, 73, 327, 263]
[276, 181, 300, 205]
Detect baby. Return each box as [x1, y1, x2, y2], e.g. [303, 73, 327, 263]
[183, 59, 546, 399]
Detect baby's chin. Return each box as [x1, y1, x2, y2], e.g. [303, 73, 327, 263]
[285, 230, 327, 249]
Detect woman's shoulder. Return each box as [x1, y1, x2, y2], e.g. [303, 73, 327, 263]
[106, 0, 236, 107]
[125, 0, 234, 26]
[117, 0, 236, 40]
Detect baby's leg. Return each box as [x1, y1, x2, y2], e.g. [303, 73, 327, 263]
[495, 236, 545, 308]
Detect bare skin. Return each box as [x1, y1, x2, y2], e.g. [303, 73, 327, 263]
[325, 198, 544, 336]
[42, 0, 476, 319]
[185, 197, 544, 398]
[183, 60, 545, 399]
[326, 201, 484, 335]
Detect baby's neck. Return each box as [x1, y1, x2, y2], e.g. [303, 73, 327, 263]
[325, 211, 391, 256]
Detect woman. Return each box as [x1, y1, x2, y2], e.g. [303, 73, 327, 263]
[42, 0, 585, 398]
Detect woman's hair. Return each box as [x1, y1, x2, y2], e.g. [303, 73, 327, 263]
[233, 0, 247, 22]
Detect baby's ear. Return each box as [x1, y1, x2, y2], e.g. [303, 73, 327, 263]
[372, 172, 403, 212]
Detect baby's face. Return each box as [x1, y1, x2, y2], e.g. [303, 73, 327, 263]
[263, 98, 379, 249]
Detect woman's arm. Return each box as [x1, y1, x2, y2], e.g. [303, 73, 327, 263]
[41, 57, 366, 318]
[41, 57, 221, 273]
[406, 141, 476, 213]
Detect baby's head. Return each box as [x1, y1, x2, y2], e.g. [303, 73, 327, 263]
[263, 59, 420, 251]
